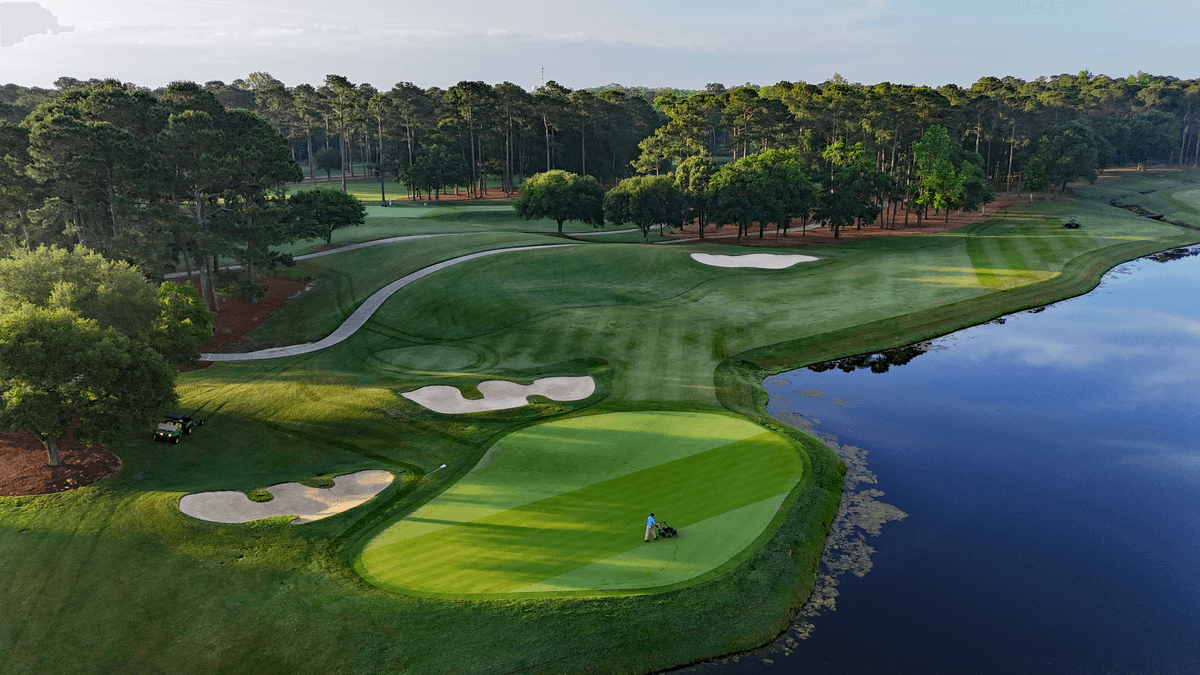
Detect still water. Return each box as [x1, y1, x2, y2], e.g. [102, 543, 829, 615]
[684, 247, 1200, 674]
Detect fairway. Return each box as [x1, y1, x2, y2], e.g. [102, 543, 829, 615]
[357, 411, 806, 597]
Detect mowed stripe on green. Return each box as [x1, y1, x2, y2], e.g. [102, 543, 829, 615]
[514, 494, 790, 593]
[359, 425, 802, 595]
[364, 412, 760, 549]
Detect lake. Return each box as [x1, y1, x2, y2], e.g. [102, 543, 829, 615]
[680, 246, 1200, 674]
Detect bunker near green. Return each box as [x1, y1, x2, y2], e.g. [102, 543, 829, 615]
[356, 411, 807, 598]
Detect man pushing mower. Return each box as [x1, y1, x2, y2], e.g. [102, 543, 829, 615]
[643, 512, 677, 541]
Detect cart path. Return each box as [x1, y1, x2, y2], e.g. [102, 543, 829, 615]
[200, 243, 579, 362]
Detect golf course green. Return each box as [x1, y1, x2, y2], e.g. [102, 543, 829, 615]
[5, 171, 1200, 674]
[358, 411, 806, 597]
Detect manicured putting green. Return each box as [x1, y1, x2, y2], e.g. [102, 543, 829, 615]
[357, 411, 805, 597]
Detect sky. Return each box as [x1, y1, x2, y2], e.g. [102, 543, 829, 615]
[0, 0, 1197, 91]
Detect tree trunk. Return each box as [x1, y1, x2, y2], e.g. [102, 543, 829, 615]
[180, 243, 195, 285]
[544, 114, 552, 171]
[1006, 120, 1016, 193]
[210, 254, 221, 311]
[307, 134, 318, 186]
[405, 118, 414, 167]
[468, 124, 478, 198]
[472, 135, 482, 194]
[1180, 122, 1190, 166]
[43, 437, 61, 467]
[557, 218, 564, 234]
[378, 117, 387, 203]
[339, 124, 348, 192]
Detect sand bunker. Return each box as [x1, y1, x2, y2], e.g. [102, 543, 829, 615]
[402, 376, 596, 414]
[690, 252, 818, 269]
[178, 470, 394, 524]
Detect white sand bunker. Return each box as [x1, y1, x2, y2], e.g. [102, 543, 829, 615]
[179, 470, 394, 525]
[402, 376, 596, 414]
[691, 252, 818, 269]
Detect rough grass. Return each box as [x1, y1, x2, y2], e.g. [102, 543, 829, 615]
[3, 172, 1199, 675]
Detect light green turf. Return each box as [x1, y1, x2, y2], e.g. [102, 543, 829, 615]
[358, 411, 804, 597]
[5, 172, 1200, 674]
[514, 495, 789, 593]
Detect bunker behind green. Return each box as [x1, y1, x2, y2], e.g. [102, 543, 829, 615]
[357, 411, 806, 597]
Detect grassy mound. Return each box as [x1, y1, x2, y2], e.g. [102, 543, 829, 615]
[357, 411, 806, 597]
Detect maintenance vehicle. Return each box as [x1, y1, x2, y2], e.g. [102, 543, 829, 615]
[153, 412, 205, 443]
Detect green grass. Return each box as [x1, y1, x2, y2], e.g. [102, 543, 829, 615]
[3, 171, 1200, 674]
[358, 411, 805, 597]
[271, 205, 634, 258]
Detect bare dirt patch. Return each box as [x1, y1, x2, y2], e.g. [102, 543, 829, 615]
[0, 426, 122, 497]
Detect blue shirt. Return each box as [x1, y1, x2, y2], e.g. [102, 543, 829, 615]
[647, 515, 656, 527]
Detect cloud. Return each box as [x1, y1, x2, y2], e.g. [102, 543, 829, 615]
[5, 0, 1199, 88]
[0, 1, 74, 47]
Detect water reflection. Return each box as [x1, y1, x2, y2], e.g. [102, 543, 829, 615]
[673, 246, 1200, 674]
[674, 405, 907, 673]
[806, 340, 939, 374]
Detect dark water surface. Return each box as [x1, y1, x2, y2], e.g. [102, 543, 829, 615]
[683, 247, 1200, 674]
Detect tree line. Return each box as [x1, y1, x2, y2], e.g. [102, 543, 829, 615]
[0, 79, 365, 311]
[633, 73, 1199, 190]
[517, 122, 994, 243]
[2, 74, 662, 201]
[1, 70, 1197, 286]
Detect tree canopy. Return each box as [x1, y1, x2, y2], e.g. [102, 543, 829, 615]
[0, 245, 211, 366]
[513, 170, 605, 233]
[289, 188, 367, 245]
[603, 174, 684, 242]
[0, 305, 176, 466]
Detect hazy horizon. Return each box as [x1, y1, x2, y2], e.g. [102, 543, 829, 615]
[2, 0, 1197, 91]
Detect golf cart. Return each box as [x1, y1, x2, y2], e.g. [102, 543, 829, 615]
[163, 411, 205, 435]
[153, 412, 205, 444]
[154, 421, 182, 444]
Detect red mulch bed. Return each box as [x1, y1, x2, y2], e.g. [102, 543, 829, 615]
[177, 276, 313, 370]
[0, 426, 122, 497]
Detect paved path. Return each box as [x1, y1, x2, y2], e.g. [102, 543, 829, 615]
[201, 243, 579, 362]
[567, 227, 641, 237]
